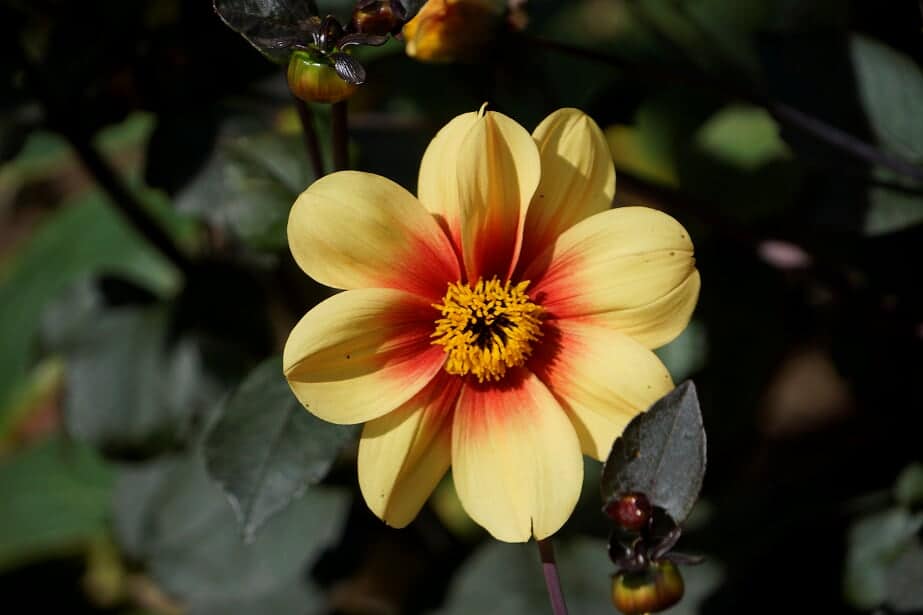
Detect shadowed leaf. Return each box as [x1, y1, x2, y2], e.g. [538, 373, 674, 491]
[600, 381, 706, 524]
[205, 357, 359, 539]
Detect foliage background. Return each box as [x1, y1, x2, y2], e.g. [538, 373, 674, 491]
[1, 0, 921, 613]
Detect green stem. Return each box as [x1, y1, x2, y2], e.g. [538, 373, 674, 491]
[331, 100, 348, 171]
[293, 96, 326, 179]
[20, 53, 194, 276]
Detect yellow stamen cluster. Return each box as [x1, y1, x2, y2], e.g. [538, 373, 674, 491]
[431, 277, 543, 382]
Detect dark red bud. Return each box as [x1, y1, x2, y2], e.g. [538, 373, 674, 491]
[604, 492, 652, 531]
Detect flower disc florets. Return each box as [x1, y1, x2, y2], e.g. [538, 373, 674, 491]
[432, 276, 543, 382]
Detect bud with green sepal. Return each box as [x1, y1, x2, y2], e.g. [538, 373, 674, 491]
[611, 560, 685, 614]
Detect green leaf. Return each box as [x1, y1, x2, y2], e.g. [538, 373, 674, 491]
[695, 104, 790, 171]
[600, 382, 706, 524]
[113, 450, 346, 605]
[189, 580, 321, 615]
[864, 170, 923, 235]
[886, 541, 923, 611]
[0, 437, 114, 571]
[176, 130, 315, 252]
[844, 507, 923, 609]
[205, 357, 359, 539]
[0, 192, 179, 430]
[44, 282, 220, 459]
[894, 462, 923, 509]
[850, 35, 923, 161]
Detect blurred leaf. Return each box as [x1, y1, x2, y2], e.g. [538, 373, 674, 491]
[606, 123, 678, 188]
[177, 129, 314, 252]
[114, 450, 346, 606]
[205, 356, 359, 539]
[442, 537, 723, 615]
[864, 171, 923, 235]
[0, 192, 179, 430]
[655, 320, 708, 383]
[189, 579, 320, 615]
[849, 36, 923, 235]
[886, 542, 923, 612]
[894, 463, 923, 509]
[695, 105, 790, 171]
[51, 300, 215, 459]
[850, 35, 923, 161]
[0, 437, 113, 571]
[844, 507, 923, 609]
[600, 382, 706, 524]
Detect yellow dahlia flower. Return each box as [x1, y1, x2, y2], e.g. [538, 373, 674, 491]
[283, 107, 700, 542]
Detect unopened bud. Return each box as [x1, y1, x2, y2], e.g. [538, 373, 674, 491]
[604, 492, 652, 532]
[402, 0, 506, 63]
[287, 50, 357, 104]
[352, 0, 407, 35]
[611, 560, 684, 614]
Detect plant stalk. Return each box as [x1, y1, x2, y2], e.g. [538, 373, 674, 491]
[293, 96, 326, 179]
[331, 100, 348, 171]
[537, 538, 569, 615]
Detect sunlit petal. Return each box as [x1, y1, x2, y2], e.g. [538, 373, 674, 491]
[525, 206, 697, 348]
[531, 320, 674, 460]
[288, 170, 460, 299]
[452, 368, 582, 542]
[283, 288, 445, 424]
[417, 111, 479, 254]
[455, 110, 541, 280]
[358, 371, 461, 527]
[517, 108, 615, 274]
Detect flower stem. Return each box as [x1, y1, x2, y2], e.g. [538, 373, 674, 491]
[537, 538, 569, 615]
[331, 100, 348, 171]
[292, 96, 325, 179]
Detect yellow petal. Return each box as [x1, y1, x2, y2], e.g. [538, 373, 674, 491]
[517, 108, 615, 274]
[358, 371, 461, 527]
[525, 206, 698, 349]
[288, 170, 460, 299]
[531, 320, 674, 460]
[452, 368, 582, 542]
[283, 288, 445, 424]
[417, 111, 479, 251]
[602, 269, 701, 349]
[455, 110, 541, 280]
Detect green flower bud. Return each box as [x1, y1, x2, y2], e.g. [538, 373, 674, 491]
[287, 50, 357, 104]
[611, 560, 684, 614]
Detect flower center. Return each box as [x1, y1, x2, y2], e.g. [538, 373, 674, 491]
[431, 277, 543, 383]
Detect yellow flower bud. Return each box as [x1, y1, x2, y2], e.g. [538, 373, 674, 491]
[402, 0, 506, 63]
[286, 50, 357, 104]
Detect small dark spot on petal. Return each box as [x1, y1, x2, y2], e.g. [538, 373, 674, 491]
[346, 354, 351, 359]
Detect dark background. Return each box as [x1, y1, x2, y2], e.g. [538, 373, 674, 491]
[0, 1, 921, 613]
